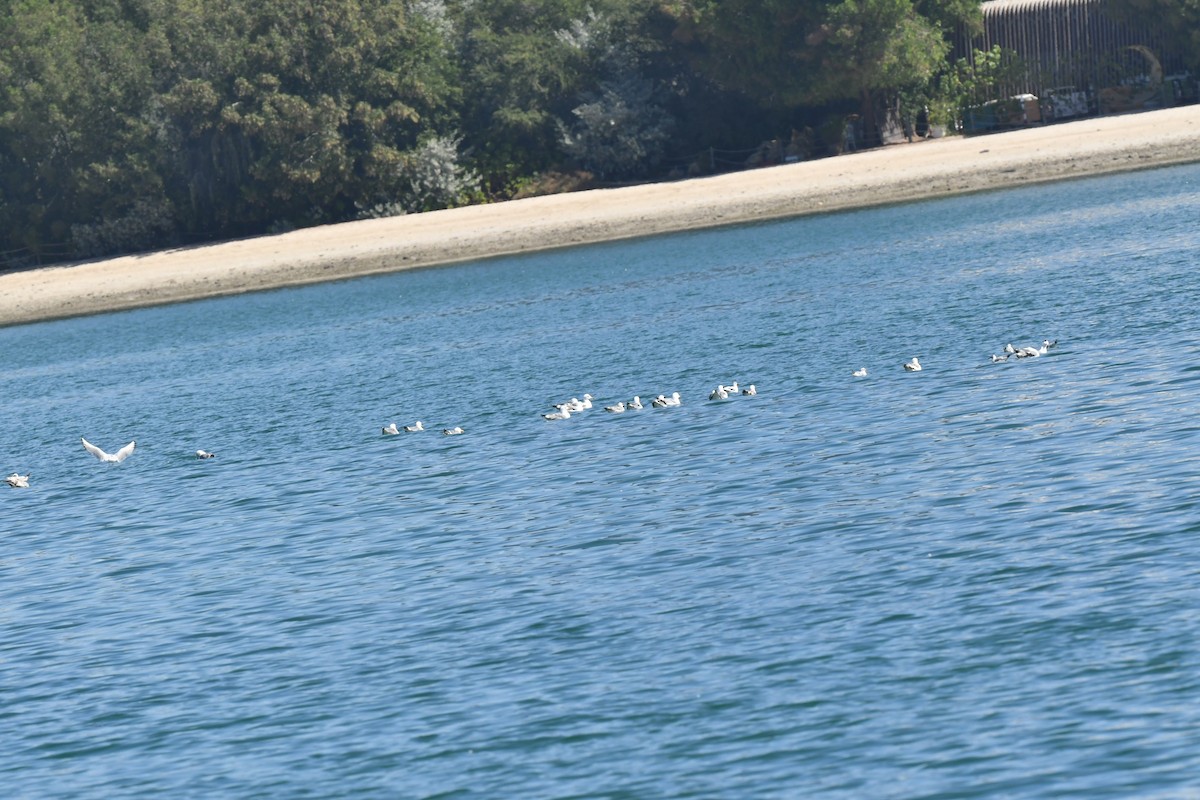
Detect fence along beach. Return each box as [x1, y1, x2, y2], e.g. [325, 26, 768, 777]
[2, 105, 1200, 328]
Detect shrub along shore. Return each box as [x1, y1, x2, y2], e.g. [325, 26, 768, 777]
[2, 105, 1200, 328]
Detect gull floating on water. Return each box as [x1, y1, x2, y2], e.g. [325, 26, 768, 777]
[442, 427, 464, 436]
[557, 394, 593, 412]
[628, 396, 643, 410]
[82, 437, 136, 463]
[196, 450, 216, 459]
[709, 386, 728, 401]
[604, 401, 626, 413]
[903, 357, 922, 372]
[853, 367, 868, 377]
[742, 384, 757, 395]
[990, 354, 1009, 363]
[5, 473, 29, 488]
[652, 392, 681, 408]
[543, 406, 571, 420]
[404, 421, 424, 432]
[382, 423, 401, 435]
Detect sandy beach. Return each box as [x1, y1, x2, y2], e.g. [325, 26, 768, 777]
[3, 105, 1199, 327]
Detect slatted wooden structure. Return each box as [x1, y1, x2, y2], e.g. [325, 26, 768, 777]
[956, 0, 1192, 109]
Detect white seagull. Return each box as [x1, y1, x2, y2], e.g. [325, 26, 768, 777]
[742, 384, 757, 395]
[196, 450, 216, 459]
[543, 407, 571, 420]
[903, 357, 922, 372]
[382, 423, 401, 435]
[665, 391, 682, 406]
[442, 426, 465, 436]
[82, 437, 136, 463]
[5, 473, 30, 488]
[709, 386, 729, 401]
[604, 401, 626, 413]
[558, 394, 594, 412]
[853, 367, 868, 377]
[404, 421, 425, 432]
[628, 396, 643, 410]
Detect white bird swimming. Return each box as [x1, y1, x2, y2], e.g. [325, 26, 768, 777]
[651, 394, 669, 408]
[853, 367, 868, 377]
[404, 421, 424, 432]
[628, 396, 643, 410]
[1004, 343, 1017, 354]
[604, 401, 626, 413]
[382, 423, 401, 435]
[5, 473, 29, 488]
[543, 406, 571, 420]
[709, 386, 728, 401]
[742, 384, 757, 395]
[903, 357, 922, 372]
[990, 354, 1009, 363]
[1014, 346, 1040, 358]
[1042, 339, 1058, 350]
[442, 426, 465, 435]
[558, 394, 593, 412]
[195, 450, 216, 459]
[719, 381, 739, 396]
[82, 437, 136, 463]
[664, 391, 681, 406]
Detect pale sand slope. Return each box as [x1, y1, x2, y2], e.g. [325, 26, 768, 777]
[3, 105, 1199, 327]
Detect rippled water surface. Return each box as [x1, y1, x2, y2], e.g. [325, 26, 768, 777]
[3, 164, 1200, 798]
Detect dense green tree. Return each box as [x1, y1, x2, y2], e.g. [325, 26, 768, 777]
[446, 0, 595, 190]
[664, 0, 979, 144]
[154, 0, 458, 233]
[664, 1, 827, 107]
[806, 0, 948, 137]
[0, 0, 460, 255]
[0, 0, 162, 253]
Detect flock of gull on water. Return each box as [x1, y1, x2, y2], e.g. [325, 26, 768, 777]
[3, 339, 1056, 490]
[380, 381, 758, 438]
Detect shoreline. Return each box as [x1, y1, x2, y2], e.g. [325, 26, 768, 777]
[3, 105, 1199, 327]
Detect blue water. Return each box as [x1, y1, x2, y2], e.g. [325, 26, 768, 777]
[3, 163, 1200, 798]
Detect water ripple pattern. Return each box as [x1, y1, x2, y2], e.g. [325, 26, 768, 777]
[2, 164, 1199, 798]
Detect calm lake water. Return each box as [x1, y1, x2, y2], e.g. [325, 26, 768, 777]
[3, 163, 1200, 798]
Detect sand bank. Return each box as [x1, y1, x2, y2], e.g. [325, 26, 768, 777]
[3, 106, 1199, 327]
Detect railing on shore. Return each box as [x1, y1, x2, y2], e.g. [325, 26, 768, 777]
[0, 243, 76, 274]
